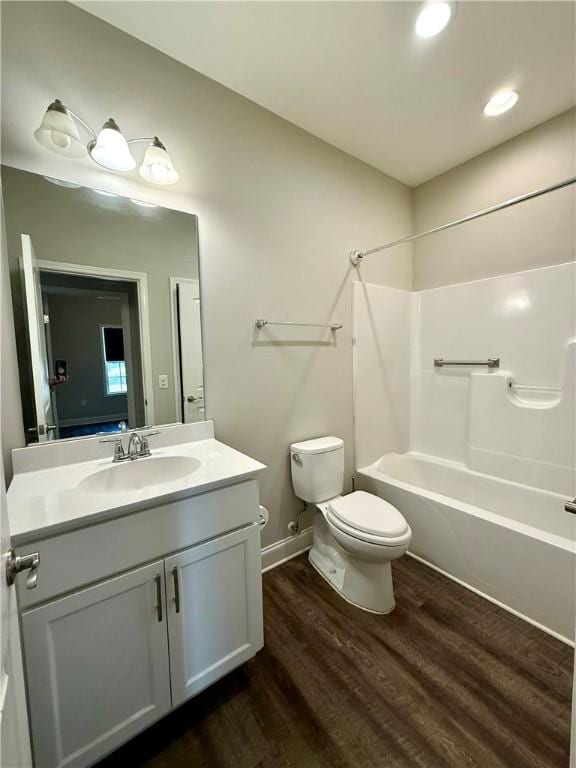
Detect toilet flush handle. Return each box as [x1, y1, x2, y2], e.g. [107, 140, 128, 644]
[292, 453, 303, 464]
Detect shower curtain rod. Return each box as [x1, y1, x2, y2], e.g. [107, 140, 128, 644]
[349, 175, 576, 266]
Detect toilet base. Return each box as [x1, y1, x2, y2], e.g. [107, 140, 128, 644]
[308, 513, 396, 614]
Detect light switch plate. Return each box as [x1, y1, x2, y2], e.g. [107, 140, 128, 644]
[159, 374, 169, 389]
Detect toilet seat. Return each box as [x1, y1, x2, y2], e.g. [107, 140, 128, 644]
[326, 491, 411, 547]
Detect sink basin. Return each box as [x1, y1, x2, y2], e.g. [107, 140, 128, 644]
[79, 456, 202, 495]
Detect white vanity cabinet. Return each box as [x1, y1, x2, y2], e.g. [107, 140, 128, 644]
[15, 479, 264, 768]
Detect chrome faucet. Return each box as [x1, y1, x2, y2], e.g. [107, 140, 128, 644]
[100, 429, 160, 463]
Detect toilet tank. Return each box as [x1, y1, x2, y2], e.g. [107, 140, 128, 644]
[290, 436, 344, 503]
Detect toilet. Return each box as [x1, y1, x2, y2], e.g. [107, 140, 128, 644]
[290, 436, 411, 613]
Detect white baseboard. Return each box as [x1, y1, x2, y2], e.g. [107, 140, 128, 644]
[261, 527, 313, 573]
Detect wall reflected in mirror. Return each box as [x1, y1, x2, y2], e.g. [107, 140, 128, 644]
[2, 166, 204, 443]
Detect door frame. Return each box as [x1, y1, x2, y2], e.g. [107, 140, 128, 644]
[37, 260, 155, 427]
[20, 235, 55, 442]
[169, 277, 202, 423]
[41, 291, 60, 439]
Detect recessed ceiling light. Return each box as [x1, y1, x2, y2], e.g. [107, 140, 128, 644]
[415, 2, 452, 39]
[130, 198, 158, 208]
[483, 90, 519, 117]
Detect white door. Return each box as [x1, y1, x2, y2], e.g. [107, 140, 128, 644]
[0, 458, 32, 768]
[22, 561, 171, 768]
[166, 525, 263, 707]
[20, 234, 54, 442]
[1, 205, 32, 767]
[177, 281, 204, 423]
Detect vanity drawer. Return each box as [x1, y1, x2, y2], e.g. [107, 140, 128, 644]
[17, 479, 260, 609]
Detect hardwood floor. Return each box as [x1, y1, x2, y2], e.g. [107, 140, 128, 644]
[96, 554, 573, 768]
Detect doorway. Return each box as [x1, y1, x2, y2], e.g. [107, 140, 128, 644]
[40, 273, 145, 439]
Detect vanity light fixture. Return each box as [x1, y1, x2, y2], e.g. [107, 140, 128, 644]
[34, 99, 179, 185]
[415, 2, 453, 39]
[483, 90, 519, 117]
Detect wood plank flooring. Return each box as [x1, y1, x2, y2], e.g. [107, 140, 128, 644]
[96, 554, 573, 768]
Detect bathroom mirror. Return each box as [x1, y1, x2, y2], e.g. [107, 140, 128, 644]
[2, 166, 204, 443]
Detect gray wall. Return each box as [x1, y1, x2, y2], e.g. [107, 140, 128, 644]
[2, 166, 198, 428]
[47, 292, 128, 424]
[413, 109, 576, 289]
[1, 1, 413, 547]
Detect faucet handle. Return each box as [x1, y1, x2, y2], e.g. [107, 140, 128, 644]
[138, 430, 160, 457]
[99, 436, 126, 462]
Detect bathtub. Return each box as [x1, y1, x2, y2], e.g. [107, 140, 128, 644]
[356, 452, 576, 644]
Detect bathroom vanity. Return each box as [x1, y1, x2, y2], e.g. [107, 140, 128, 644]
[7, 422, 266, 768]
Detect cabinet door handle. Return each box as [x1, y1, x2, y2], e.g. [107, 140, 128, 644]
[172, 567, 181, 613]
[155, 574, 163, 622]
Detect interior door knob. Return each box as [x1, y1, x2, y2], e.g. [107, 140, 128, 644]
[6, 549, 40, 589]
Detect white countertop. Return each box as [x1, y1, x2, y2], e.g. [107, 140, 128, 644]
[8, 438, 266, 545]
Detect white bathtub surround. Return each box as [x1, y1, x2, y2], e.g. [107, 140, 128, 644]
[353, 263, 576, 493]
[353, 262, 576, 641]
[415, 262, 575, 494]
[8, 420, 266, 544]
[352, 282, 412, 470]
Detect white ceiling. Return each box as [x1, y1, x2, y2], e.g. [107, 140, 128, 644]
[76, 1, 575, 186]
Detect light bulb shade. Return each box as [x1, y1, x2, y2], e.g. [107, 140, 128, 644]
[139, 140, 179, 185]
[34, 101, 86, 158]
[89, 119, 136, 172]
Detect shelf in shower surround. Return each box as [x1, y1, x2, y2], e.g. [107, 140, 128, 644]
[507, 382, 563, 392]
[507, 380, 563, 407]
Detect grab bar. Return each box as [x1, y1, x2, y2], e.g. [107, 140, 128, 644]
[434, 358, 500, 369]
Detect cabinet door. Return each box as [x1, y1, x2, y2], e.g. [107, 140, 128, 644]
[166, 524, 263, 706]
[22, 561, 171, 768]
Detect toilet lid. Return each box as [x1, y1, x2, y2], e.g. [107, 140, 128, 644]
[328, 491, 409, 538]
